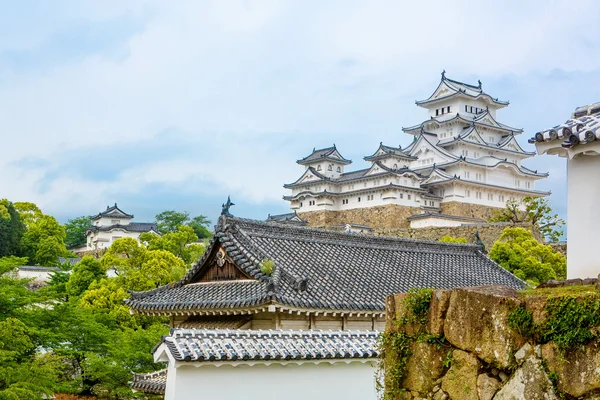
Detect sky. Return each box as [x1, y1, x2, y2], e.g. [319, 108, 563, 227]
[1, 0, 600, 230]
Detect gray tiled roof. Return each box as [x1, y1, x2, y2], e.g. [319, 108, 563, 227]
[266, 212, 307, 225]
[131, 369, 167, 394]
[297, 146, 352, 165]
[87, 222, 158, 233]
[158, 329, 379, 362]
[530, 113, 600, 149]
[416, 74, 509, 106]
[90, 203, 134, 220]
[126, 216, 526, 314]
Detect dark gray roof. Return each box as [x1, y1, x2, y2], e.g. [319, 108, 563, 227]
[18, 266, 60, 272]
[364, 143, 417, 161]
[416, 73, 509, 106]
[157, 329, 379, 363]
[131, 369, 167, 394]
[126, 216, 526, 314]
[530, 113, 600, 149]
[297, 146, 352, 165]
[266, 212, 307, 225]
[87, 222, 158, 234]
[90, 203, 134, 220]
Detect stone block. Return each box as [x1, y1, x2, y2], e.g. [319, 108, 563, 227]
[441, 349, 479, 400]
[476, 374, 501, 400]
[443, 286, 525, 369]
[542, 341, 600, 397]
[427, 289, 451, 336]
[402, 341, 447, 394]
[493, 357, 557, 399]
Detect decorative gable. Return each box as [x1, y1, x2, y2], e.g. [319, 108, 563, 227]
[197, 246, 252, 283]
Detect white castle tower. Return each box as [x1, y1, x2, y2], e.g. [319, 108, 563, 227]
[282, 72, 549, 227]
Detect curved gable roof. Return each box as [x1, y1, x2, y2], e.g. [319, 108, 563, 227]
[416, 74, 509, 107]
[126, 216, 526, 314]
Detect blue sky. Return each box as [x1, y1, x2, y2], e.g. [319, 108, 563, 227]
[1, 1, 599, 231]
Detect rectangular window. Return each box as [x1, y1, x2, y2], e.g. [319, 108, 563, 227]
[407, 194, 411, 200]
[436, 109, 439, 116]
[466, 190, 471, 198]
[111, 219, 120, 225]
[358, 197, 361, 202]
[399, 193, 403, 199]
[470, 106, 473, 113]
[465, 171, 470, 178]
[447, 106, 450, 113]
[465, 105, 468, 112]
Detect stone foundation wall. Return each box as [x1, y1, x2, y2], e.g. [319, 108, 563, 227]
[440, 201, 502, 221]
[383, 283, 600, 399]
[376, 222, 541, 251]
[298, 204, 421, 229]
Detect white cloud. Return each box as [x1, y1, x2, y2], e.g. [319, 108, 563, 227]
[0, 0, 598, 221]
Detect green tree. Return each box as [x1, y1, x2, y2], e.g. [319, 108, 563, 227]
[66, 256, 105, 297]
[16, 202, 68, 266]
[188, 215, 212, 239]
[489, 196, 565, 242]
[83, 324, 168, 398]
[140, 225, 205, 264]
[155, 210, 211, 237]
[155, 210, 190, 234]
[489, 227, 566, 286]
[0, 200, 26, 258]
[439, 235, 468, 244]
[101, 238, 187, 291]
[64, 216, 91, 248]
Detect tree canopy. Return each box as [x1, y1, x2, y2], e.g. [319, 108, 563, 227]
[64, 216, 91, 248]
[488, 196, 565, 242]
[489, 227, 566, 287]
[155, 210, 212, 238]
[0, 200, 26, 258]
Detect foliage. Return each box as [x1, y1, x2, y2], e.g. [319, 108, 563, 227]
[15, 202, 69, 266]
[66, 256, 105, 298]
[83, 324, 168, 398]
[260, 258, 274, 276]
[507, 304, 535, 338]
[440, 235, 467, 244]
[101, 237, 186, 291]
[488, 196, 565, 242]
[155, 210, 211, 238]
[507, 291, 600, 352]
[140, 225, 205, 264]
[489, 227, 566, 286]
[64, 216, 92, 248]
[0, 256, 28, 275]
[0, 200, 26, 258]
[377, 288, 445, 399]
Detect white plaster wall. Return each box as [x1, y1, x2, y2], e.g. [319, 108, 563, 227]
[567, 155, 600, 279]
[410, 217, 463, 229]
[167, 361, 378, 400]
[17, 270, 55, 282]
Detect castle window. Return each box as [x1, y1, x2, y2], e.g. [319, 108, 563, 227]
[407, 194, 411, 200]
[393, 163, 398, 170]
[328, 164, 333, 171]
[436, 109, 439, 116]
[358, 197, 361, 202]
[516, 180, 521, 187]
[526, 182, 531, 189]
[447, 106, 451, 113]
[466, 190, 471, 198]
[337, 166, 341, 172]
[300, 202, 303, 207]
[465, 171, 470, 178]
[399, 193, 404, 199]
[465, 105, 468, 112]
[476, 192, 482, 199]
[317, 165, 322, 171]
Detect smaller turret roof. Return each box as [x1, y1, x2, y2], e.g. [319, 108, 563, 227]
[297, 145, 352, 165]
[90, 203, 134, 220]
[363, 142, 417, 161]
[416, 71, 509, 107]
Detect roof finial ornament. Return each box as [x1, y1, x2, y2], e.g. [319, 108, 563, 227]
[474, 230, 485, 250]
[441, 69, 446, 79]
[221, 196, 235, 217]
[313, 147, 315, 152]
[478, 79, 482, 89]
[486, 105, 489, 111]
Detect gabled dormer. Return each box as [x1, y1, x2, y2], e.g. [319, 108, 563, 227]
[91, 203, 134, 227]
[363, 143, 416, 169]
[296, 145, 351, 178]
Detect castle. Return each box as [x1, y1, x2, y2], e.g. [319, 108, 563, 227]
[283, 72, 549, 228]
